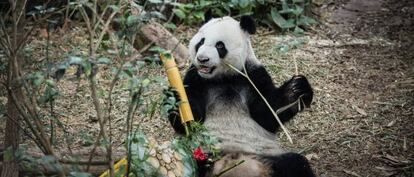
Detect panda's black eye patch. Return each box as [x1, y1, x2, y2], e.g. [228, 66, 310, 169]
[215, 41, 227, 58]
[195, 38, 205, 52]
[215, 42, 224, 49]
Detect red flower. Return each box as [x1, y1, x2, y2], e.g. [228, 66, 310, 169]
[193, 147, 208, 162]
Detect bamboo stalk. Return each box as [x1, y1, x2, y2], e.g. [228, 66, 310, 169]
[160, 52, 194, 124]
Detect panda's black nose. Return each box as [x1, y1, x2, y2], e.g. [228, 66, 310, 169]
[197, 56, 210, 63]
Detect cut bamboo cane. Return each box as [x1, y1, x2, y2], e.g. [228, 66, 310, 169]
[160, 52, 194, 124]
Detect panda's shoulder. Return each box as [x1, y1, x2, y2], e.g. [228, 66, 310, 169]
[245, 61, 271, 79]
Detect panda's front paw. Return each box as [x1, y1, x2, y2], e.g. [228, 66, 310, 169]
[284, 75, 313, 109]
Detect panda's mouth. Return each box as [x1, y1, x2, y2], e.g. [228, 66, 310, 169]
[197, 65, 216, 74]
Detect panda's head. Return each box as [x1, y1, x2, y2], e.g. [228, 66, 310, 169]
[188, 14, 258, 79]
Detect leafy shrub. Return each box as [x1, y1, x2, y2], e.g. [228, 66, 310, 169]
[172, 0, 317, 32]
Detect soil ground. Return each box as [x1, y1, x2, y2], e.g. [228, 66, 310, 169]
[0, 0, 413, 176]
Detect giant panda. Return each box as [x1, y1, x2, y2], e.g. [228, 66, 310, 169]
[168, 13, 315, 177]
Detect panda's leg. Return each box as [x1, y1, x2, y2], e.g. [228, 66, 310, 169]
[201, 152, 315, 177]
[264, 152, 315, 177]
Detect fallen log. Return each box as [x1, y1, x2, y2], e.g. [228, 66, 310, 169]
[1, 140, 187, 177]
[134, 21, 189, 68]
[0, 146, 126, 176]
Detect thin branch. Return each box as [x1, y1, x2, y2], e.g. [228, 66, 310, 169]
[15, 0, 27, 27]
[93, 11, 118, 52]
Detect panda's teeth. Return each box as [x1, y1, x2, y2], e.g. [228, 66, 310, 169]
[199, 67, 211, 73]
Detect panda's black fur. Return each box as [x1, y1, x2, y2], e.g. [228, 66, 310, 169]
[168, 14, 315, 177]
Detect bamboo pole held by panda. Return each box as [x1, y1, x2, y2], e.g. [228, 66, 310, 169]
[99, 158, 127, 177]
[160, 52, 194, 125]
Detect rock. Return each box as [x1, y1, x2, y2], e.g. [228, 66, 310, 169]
[162, 153, 172, 164]
[173, 163, 183, 177]
[167, 171, 176, 177]
[159, 167, 168, 176]
[147, 157, 160, 168]
[173, 152, 182, 161]
[149, 148, 156, 156]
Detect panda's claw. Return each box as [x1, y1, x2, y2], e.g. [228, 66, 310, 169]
[283, 75, 313, 110]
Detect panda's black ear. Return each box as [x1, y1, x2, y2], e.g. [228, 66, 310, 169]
[204, 9, 213, 23]
[240, 15, 256, 34]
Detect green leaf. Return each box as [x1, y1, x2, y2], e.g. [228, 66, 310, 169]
[173, 9, 186, 19]
[293, 0, 305, 3]
[164, 23, 177, 30]
[148, 11, 166, 20]
[239, 0, 251, 8]
[69, 172, 93, 177]
[141, 78, 150, 87]
[194, 10, 204, 18]
[68, 56, 83, 65]
[282, 0, 290, 11]
[257, 0, 265, 5]
[45, 79, 55, 86]
[31, 72, 44, 87]
[297, 15, 318, 26]
[126, 15, 140, 26]
[97, 57, 111, 64]
[81, 61, 92, 76]
[148, 0, 163, 3]
[293, 26, 304, 35]
[149, 46, 166, 54]
[108, 5, 120, 12]
[292, 5, 304, 16]
[39, 86, 59, 104]
[271, 8, 295, 29]
[285, 18, 296, 28]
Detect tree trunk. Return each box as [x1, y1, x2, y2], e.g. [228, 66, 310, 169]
[1, 59, 23, 177]
[1, 102, 20, 177]
[1, 1, 25, 177]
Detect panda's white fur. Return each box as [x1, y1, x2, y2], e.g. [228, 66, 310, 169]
[169, 15, 315, 177]
[203, 86, 284, 155]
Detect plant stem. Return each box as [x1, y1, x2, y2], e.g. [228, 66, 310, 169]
[215, 160, 245, 177]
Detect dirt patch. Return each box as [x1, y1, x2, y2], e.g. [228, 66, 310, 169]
[269, 0, 413, 176]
